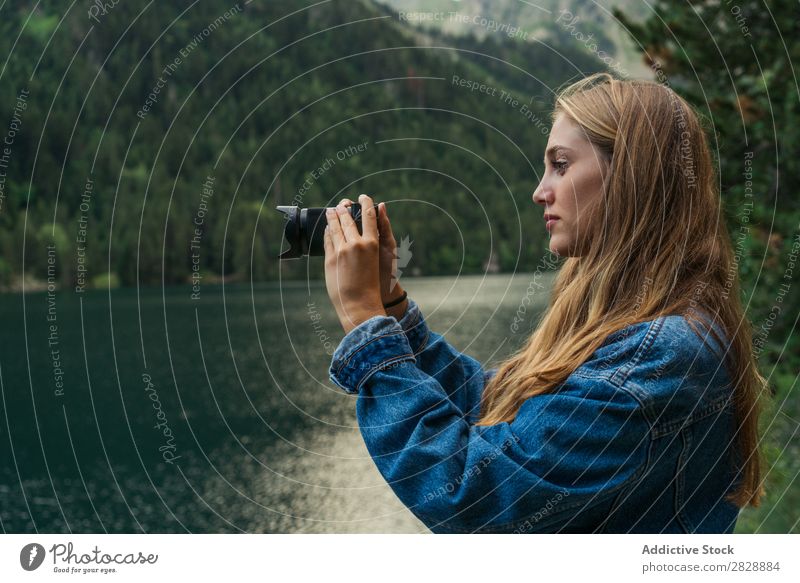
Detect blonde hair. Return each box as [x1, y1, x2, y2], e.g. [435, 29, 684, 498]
[476, 73, 768, 508]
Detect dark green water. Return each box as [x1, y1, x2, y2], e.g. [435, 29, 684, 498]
[0, 274, 549, 533]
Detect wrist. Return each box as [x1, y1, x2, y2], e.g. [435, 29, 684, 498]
[385, 298, 408, 321]
[340, 305, 386, 335]
[384, 285, 409, 320]
[382, 282, 405, 304]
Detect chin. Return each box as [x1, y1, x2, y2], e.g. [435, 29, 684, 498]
[547, 237, 566, 257]
[548, 233, 582, 257]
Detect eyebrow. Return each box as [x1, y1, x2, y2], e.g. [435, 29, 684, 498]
[544, 145, 574, 159]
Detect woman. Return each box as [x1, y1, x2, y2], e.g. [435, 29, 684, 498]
[322, 73, 768, 533]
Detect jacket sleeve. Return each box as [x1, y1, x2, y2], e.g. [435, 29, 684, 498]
[393, 297, 496, 423]
[329, 314, 651, 533]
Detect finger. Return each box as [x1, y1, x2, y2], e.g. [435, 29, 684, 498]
[376, 204, 386, 243]
[358, 194, 379, 240]
[323, 223, 333, 257]
[336, 203, 360, 242]
[338, 198, 353, 207]
[378, 202, 395, 241]
[326, 207, 344, 249]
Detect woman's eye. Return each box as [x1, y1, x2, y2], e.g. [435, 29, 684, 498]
[551, 160, 568, 174]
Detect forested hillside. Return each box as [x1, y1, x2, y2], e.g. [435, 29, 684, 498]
[0, 0, 605, 289]
[376, 0, 652, 77]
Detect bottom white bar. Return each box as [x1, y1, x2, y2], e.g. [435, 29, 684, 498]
[1, 534, 796, 582]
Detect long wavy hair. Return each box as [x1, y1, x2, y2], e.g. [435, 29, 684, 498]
[475, 73, 769, 508]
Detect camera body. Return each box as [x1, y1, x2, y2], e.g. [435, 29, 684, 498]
[276, 203, 374, 259]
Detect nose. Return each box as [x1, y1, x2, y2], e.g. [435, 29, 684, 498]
[532, 178, 553, 207]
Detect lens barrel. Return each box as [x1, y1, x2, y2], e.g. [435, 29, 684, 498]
[276, 203, 372, 259]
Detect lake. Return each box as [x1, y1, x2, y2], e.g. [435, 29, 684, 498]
[0, 273, 552, 533]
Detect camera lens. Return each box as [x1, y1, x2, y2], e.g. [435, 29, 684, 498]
[276, 203, 373, 259]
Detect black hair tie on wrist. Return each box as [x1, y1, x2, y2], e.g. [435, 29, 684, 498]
[383, 290, 407, 309]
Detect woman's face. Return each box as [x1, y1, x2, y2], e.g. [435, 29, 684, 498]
[533, 113, 609, 257]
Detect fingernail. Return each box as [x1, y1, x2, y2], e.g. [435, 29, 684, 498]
[359, 194, 366, 201]
[326, 208, 334, 216]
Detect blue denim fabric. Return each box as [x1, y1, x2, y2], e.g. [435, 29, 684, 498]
[328, 298, 741, 533]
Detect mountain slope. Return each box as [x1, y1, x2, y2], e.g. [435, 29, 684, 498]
[0, 0, 614, 288]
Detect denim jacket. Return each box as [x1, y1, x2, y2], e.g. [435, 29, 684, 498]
[328, 297, 741, 533]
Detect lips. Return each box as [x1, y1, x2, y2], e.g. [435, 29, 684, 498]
[544, 214, 560, 231]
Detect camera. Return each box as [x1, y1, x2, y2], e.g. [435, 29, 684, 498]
[276, 202, 376, 259]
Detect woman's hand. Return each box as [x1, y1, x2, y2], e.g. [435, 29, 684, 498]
[335, 197, 408, 320]
[324, 194, 386, 334]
